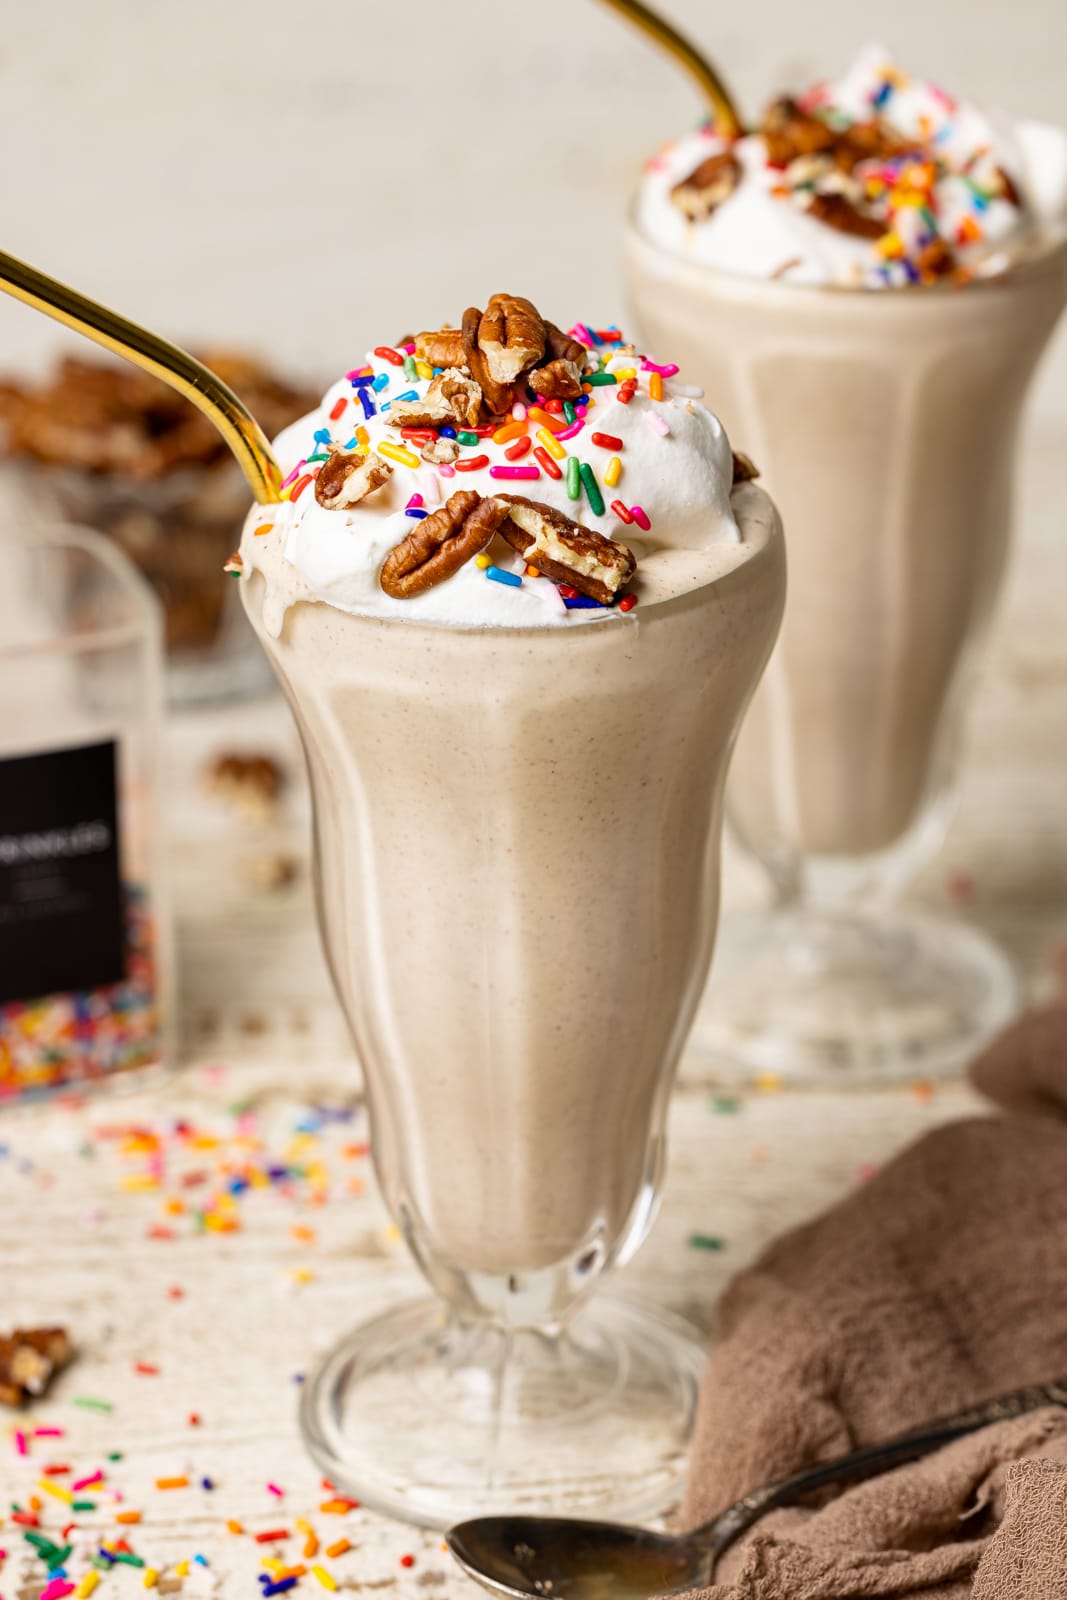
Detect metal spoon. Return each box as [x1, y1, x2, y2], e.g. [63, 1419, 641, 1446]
[447, 1378, 1067, 1600]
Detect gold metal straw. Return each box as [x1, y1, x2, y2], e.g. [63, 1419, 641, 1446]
[595, 0, 743, 137]
[0, 248, 283, 504]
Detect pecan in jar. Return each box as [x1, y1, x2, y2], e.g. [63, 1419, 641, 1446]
[494, 495, 636, 605]
[477, 293, 546, 384]
[380, 490, 508, 599]
[670, 149, 742, 222]
[388, 369, 482, 430]
[731, 450, 760, 484]
[313, 447, 394, 510]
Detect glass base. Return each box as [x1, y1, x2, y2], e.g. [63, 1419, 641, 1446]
[299, 1294, 706, 1530]
[691, 906, 1018, 1086]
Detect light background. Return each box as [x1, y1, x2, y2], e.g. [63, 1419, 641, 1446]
[1, 0, 1065, 421]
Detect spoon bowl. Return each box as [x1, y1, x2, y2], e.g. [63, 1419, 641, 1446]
[447, 1515, 708, 1600]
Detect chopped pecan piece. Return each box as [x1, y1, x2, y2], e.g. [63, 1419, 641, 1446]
[388, 368, 482, 430]
[421, 435, 460, 465]
[494, 495, 636, 604]
[995, 165, 1023, 208]
[0, 1327, 72, 1407]
[835, 118, 922, 173]
[461, 306, 518, 417]
[804, 191, 886, 239]
[528, 359, 584, 400]
[731, 451, 760, 484]
[770, 256, 804, 280]
[916, 238, 956, 279]
[670, 149, 742, 221]
[413, 327, 466, 369]
[478, 294, 546, 384]
[763, 97, 920, 176]
[314, 447, 393, 510]
[380, 490, 508, 599]
[527, 321, 588, 399]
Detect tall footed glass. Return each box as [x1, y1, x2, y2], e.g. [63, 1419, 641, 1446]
[626, 226, 1067, 1085]
[241, 485, 784, 1527]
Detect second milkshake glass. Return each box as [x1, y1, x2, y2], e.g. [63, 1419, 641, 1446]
[626, 228, 1067, 1083]
[242, 486, 784, 1528]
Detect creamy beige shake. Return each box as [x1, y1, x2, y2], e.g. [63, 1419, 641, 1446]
[236, 297, 784, 1308]
[627, 45, 1067, 869]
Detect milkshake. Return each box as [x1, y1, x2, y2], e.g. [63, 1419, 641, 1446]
[625, 46, 1067, 1081]
[235, 295, 784, 1523]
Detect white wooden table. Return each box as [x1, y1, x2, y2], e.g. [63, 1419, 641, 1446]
[2, 429, 1064, 1598]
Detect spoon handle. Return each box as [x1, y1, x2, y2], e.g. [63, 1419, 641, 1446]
[704, 1378, 1067, 1566]
[0, 247, 282, 504]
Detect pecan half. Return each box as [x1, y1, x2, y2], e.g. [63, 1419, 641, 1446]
[804, 190, 886, 239]
[421, 435, 460, 465]
[478, 294, 545, 384]
[762, 97, 838, 166]
[388, 368, 482, 430]
[380, 490, 508, 599]
[413, 327, 466, 369]
[731, 450, 760, 484]
[462, 306, 517, 417]
[670, 149, 742, 222]
[527, 359, 584, 400]
[494, 495, 636, 604]
[314, 447, 393, 510]
[544, 321, 588, 368]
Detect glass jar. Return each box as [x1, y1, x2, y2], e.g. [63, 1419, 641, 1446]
[0, 525, 171, 1104]
[10, 459, 270, 706]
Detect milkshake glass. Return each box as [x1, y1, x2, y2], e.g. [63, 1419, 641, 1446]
[236, 303, 785, 1526]
[625, 52, 1067, 1083]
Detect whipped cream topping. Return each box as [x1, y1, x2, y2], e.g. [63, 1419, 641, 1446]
[239, 325, 746, 633]
[636, 44, 1067, 288]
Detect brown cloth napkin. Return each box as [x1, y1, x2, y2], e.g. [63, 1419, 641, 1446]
[683, 1001, 1067, 1599]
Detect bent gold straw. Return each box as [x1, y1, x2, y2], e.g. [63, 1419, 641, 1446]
[595, 0, 743, 137]
[0, 248, 283, 505]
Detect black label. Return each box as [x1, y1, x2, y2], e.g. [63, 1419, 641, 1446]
[0, 740, 125, 1006]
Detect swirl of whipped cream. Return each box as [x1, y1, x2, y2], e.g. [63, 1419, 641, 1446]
[239, 325, 751, 632]
[635, 44, 1067, 288]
